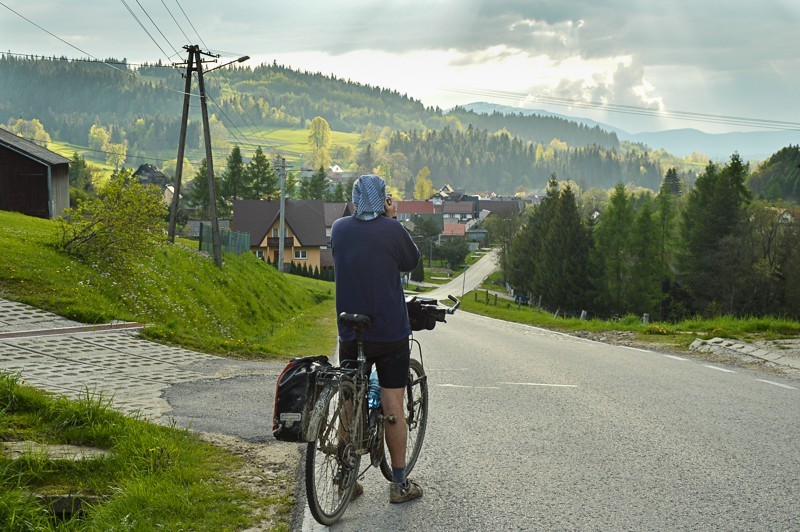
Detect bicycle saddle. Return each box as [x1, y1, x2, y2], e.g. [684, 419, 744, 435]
[338, 312, 372, 332]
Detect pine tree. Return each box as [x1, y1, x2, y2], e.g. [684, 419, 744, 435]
[508, 176, 559, 299]
[628, 200, 661, 316]
[661, 167, 683, 196]
[679, 154, 752, 313]
[220, 146, 248, 206]
[592, 183, 633, 313]
[543, 183, 591, 312]
[247, 146, 277, 199]
[188, 159, 210, 218]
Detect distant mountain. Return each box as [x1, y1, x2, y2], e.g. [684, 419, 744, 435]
[458, 102, 799, 161]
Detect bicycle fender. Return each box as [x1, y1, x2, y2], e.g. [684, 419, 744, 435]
[304, 386, 333, 442]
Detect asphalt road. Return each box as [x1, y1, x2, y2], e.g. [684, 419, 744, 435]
[308, 310, 800, 530]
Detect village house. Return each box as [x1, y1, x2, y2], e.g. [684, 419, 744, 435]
[232, 199, 329, 272]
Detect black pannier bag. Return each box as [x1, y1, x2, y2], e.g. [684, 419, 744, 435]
[272, 355, 330, 442]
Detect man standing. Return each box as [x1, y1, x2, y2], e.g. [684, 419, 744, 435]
[331, 174, 423, 503]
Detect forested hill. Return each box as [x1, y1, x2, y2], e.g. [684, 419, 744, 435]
[446, 106, 619, 151]
[1, 55, 617, 150]
[747, 145, 800, 201]
[0, 55, 196, 153]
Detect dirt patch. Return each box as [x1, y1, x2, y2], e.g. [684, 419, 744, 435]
[197, 433, 300, 531]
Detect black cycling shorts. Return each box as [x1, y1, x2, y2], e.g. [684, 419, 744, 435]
[338, 338, 410, 389]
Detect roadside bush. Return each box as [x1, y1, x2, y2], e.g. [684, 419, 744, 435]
[57, 168, 167, 272]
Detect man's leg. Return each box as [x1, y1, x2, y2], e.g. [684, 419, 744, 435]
[381, 386, 407, 472]
[382, 386, 423, 503]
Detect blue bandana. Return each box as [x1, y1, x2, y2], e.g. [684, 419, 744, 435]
[352, 174, 386, 221]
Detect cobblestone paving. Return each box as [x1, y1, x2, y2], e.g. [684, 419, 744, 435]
[0, 298, 219, 420]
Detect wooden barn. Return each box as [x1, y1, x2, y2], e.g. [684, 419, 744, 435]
[0, 127, 70, 219]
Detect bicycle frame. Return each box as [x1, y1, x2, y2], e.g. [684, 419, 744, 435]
[305, 296, 458, 526]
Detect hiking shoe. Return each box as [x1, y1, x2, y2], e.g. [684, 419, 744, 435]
[389, 480, 423, 503]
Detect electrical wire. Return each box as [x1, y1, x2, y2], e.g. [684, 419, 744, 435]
[160, 0, 191, 44]
[134, 0, 181, 58]
[445, 87, 800, 132]
[175, 0, 209, 50]
[119, 0, 171, 61]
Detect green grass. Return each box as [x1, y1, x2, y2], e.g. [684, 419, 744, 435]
[461, 289, 800, 350]
[0, 210, 337, 360]
[1, 372, 290, 531]
[0, 210, 337, 529]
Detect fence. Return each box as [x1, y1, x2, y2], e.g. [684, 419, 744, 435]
[198, 223, 250, 256]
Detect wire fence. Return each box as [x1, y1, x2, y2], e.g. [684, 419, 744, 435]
[198, 222, 250, 256]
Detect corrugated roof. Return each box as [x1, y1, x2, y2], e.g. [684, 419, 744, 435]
[233, 199, 328, 247]
[0, 127, 70, 166]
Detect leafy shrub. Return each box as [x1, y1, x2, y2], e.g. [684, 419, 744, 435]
[57, 168, 167, 272]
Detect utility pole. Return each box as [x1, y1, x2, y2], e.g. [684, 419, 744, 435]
[275, 155, 293, 273]
[195, 49, 223, 268]
[169, 45, 249, 268]
[167, 47, 195, 243]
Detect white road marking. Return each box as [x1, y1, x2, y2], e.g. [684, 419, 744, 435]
[498, 382, 579, 388]
[620, 346, 652, 353]
[703, 365, 736, 373]
[755, 379, 797, 390]
[438, 384, 501, 389]
[663, 355, 688, 361]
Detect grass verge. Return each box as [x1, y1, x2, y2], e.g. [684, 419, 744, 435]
[1, 372, 292, 531]
[0, 210, 337, 360]
[462, 289, 800, 350]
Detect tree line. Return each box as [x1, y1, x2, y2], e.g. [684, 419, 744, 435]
[497, 153, 800, 321]
[385, 125, 667, 196]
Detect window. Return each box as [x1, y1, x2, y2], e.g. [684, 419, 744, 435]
[272, 227, 289, 237]
[254, 250, 264, 260]
[294, 250, 307, 260]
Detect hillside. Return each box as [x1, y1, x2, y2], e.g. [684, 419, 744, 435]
[5, 55, 796, 196]
[0, 210, 337, 359]
[747, 145, 800, 201]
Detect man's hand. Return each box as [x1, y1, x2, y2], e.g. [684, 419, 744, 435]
[384, 195, 397, 219]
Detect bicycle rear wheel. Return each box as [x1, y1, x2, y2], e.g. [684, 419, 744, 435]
[380, 358, 428, 481]
[305, 379, 361, 526]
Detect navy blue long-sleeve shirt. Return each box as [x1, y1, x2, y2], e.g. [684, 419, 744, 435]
[331, 215, 420, 343]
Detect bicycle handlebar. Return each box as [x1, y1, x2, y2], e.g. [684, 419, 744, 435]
[446, 295, 460, 314]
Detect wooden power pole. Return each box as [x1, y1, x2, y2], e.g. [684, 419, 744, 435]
[169, 44, 226, 268]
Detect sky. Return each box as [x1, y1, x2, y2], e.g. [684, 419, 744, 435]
[2, 0, 800, 135]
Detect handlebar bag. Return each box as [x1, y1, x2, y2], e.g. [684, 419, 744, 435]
[272, 355, 330, 442]
[407, 300, 443, 331]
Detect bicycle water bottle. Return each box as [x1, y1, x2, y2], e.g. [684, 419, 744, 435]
[368, 370, 381, 409]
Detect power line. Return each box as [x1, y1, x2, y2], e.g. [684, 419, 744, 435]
[0, 1, 117, 67]
[134, 0, 181, 58]
[160, 0, 191, 43]
[174, 0, 208, 50]
[445, 87, 800, 132]
[119, 0, 171, 61]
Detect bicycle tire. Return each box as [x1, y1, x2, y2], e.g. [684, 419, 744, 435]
[305, 378, 361, 526]
[380, 358, 428, 481]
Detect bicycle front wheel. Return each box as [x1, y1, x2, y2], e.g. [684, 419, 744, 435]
[380, 358, 428, 481]
[305, 379, 361, 526]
